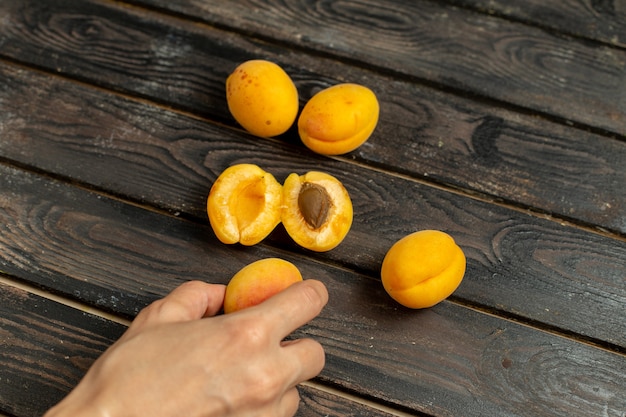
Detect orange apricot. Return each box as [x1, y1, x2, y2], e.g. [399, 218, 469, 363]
[207, 164, 282, 246]
[298, 83, 379, 155]
[223, 258, 303, 313]
[282, 171, 353, 252]
[226, 60, 299, 137]
[381, 230, 466, 309]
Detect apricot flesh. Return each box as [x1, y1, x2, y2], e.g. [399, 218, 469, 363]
[223, 258, 303, 313]
[282, 171, 353, 252]
[381, 230, 466, 309]
[226, 60, 299, 137]
[298, 83, 379, 155]
[207, 164, 282, 246]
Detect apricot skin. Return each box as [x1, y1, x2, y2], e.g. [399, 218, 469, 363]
[282, 171, 353, 252]
[381, 230, 466, 309]
[207, 164, 282, 246]
[223, 258, 303, 313]
[226, 60, 299, 137]
[298, 83, 379, 155]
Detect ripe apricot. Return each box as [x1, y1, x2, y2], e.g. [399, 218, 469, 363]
[298, 83, 379, 155]
[207, 164, 282, 246]
[223, 258, 303, 313]
[282, 171, 353, 252]
[381, 230, 466, 309]
[226, 60, 299, 137]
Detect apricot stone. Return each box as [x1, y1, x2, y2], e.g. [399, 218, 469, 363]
[207, 164, 282, 246]
[298, 83, 379, 155]
[226, 60, 299, 137]
[381, 230, 466, 309]
[282, 171, 353, 252]
[223, 258, 303, 313]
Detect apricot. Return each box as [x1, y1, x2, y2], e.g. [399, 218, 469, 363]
[381, 230, 466, 309]
[207, 164, 282, 246]
[223, 258, 303, 313]
[226, 60, 299, 137]
[282, 171, 353, 252]
[298, 83, 379, 155]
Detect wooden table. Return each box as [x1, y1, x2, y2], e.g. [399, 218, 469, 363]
[1, 1, 625, 416]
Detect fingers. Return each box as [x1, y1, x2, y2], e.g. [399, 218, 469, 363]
[281, 338, 326, 384]
[278, 387, 301, 417]
[253, 280, 328, 388]
[132, 281, 226, 330]
[255, 279, 328, 340]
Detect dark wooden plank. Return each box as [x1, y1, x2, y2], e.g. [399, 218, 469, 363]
[0, 0, 235, 121]
[1, 63, 625, 348]
[1, 1, 625, 235]
[122, 0, 626, 135]
[0, 283, 125, 417]
[0, 283, 398, 417]
[442, 0, 626, 48]
[1, 178, 625, 417]
[298, 386, 398, 417]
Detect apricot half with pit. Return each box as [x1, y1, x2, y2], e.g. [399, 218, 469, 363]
[207, 164, 282, 246]
[381, 230, 466, 309]
[223, 258, 303, 313]
[298, 83, 379, 155]
[282, 171, 353, 252]
[226, 60, 299, 137]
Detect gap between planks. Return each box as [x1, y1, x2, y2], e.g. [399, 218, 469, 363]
[3, 272, 625, 408]
[1, 58, 624, 243]
[300, 381, 420, 417]
[0, 275, 417, 417]
[0, 274, 131, 326]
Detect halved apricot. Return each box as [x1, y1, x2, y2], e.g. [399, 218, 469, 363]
[207, 164, 282, 246]
[381, 230, 466, 309]
[298, 83, 379, 155]
[282, 171, 353, 252]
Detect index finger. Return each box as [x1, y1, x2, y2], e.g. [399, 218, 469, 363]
[131, 281, 226, 331]
[252, 279, 328, 339]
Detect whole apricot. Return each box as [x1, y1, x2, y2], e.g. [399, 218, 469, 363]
[381, 230, 466, 309]
[282, 171, 353, 252]
[223, 258, 303, 313]
[226, 60, 299, 137]
[298, 83, 379, 155]
[207, 164, 282, 246]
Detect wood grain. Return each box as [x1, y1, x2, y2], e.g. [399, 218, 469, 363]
[0, 283, 400, 417]
[443, 0, 626, 48]
[0, 283, 125, 416]
[121, 0, 626, 135]
[1, 63, 625, 347]
[1, 1, 626, 416]
[1, 1, 624, 235]
[1, 175, 625, 416]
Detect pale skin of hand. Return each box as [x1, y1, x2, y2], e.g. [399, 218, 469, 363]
[44, 279, 329, 417]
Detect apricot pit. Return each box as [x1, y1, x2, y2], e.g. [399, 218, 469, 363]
[282, 171, 353, 252]
[207, 164, 282, 246]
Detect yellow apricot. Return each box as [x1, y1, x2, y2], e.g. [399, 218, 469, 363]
[381, 230, 466, 309]
[298, 83, 379, 155]
[282, 171, 353, 252]
[223, 258, 303, 313]
[226, 60, 299, 137]
[207, 164, 282, 246]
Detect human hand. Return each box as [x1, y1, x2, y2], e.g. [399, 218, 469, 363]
[44, 279, 328, 417]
